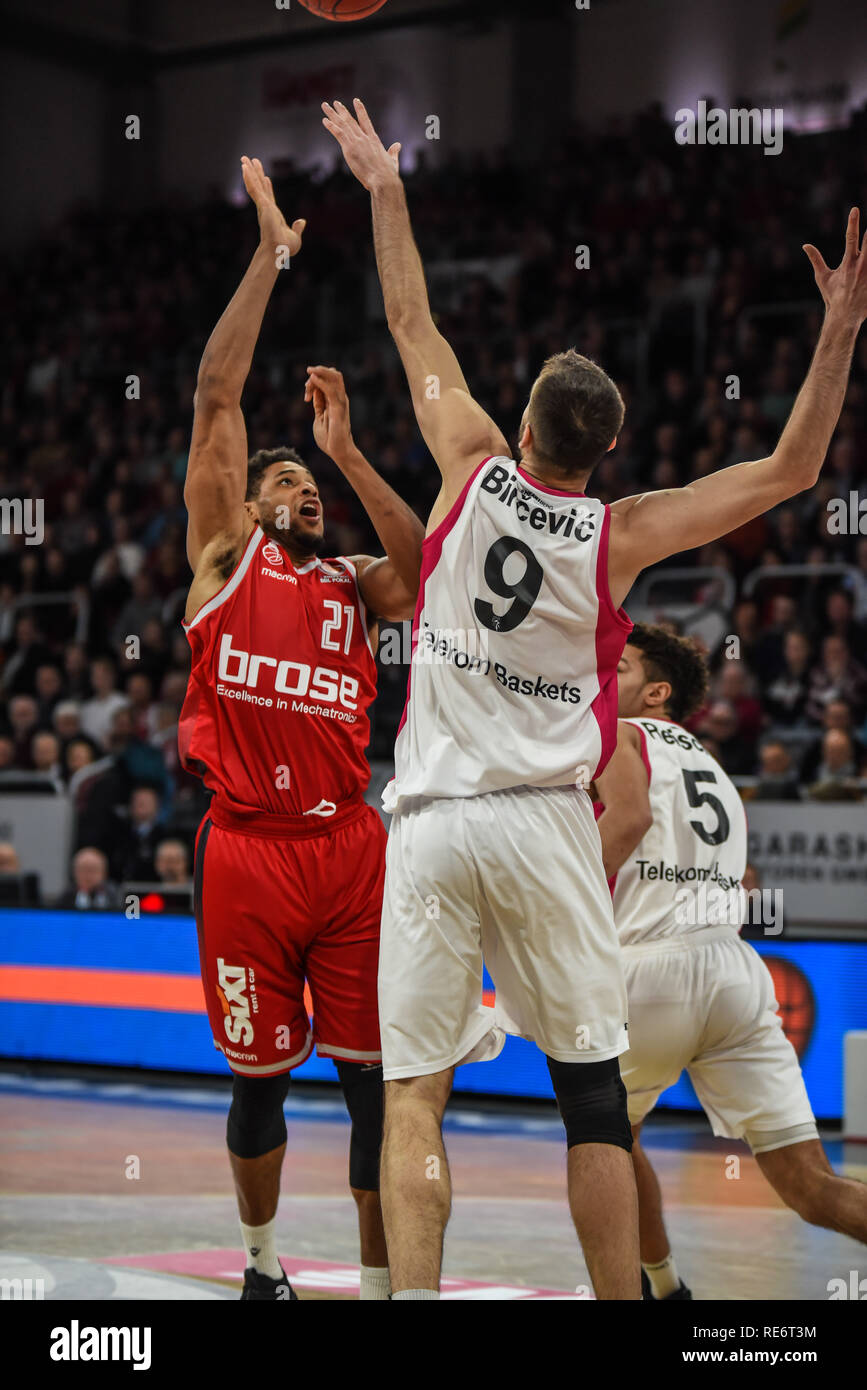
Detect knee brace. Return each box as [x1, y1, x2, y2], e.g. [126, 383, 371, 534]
[335, 1060, 384, 1191]
[547, 1056, 633, 1153]
[226, 1072, 291, 1159]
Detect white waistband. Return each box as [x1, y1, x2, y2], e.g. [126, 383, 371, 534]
[619, 925, 740, 957]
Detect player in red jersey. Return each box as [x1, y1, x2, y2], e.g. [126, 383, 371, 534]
[181, 155, 424, 1301]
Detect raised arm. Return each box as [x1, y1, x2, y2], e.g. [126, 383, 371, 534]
[607, 209, 867, 607]
[593, 722, 653, 880]
[305, 365, 424, 621]
[184, 158, 305, 576]
[321, 99, 508, 506]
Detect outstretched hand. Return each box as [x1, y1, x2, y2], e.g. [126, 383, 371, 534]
[804, 207, 867, 327]
[305, 365, 356, 467]
[241, 156, 305, 259]
[321, 99, 401, 192]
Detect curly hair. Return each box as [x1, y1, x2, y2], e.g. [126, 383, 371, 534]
[245, 446, 307, 501]
[626, 623, 709, 724]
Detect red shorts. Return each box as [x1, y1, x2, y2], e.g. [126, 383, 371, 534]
[193, 798, 387, 1076]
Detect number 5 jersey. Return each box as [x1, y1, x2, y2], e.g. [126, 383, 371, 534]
[610, 717, 748, 946]
[384, 455, 632, 813]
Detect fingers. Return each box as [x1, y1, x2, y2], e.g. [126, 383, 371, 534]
[802, 244, 829, 278]
[387, 142, 402, 171]
[844, 206, 860, 260]
[306, 366, 346, 399]
[353, 98, 377, 137]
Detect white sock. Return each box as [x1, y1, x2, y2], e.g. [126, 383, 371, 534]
[240, 1217, 284, 1281]
[359, 1265, 391, 1301]
[391, 1288, 439, 1300]
[643, 1252, 680, 1299]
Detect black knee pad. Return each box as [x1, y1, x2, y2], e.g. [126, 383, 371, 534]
[226, 1072, 291, 1159]
[547, 1056, 633, 1153]
[335, 1060, 384, 1191]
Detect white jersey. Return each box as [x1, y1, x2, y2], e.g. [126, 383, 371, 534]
[384, 455, 632, 812]
[610, 717, 748, 946]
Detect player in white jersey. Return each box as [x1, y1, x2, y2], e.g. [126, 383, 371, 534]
[323, 96, 867, 1300]
[595, 626, 867, 1299]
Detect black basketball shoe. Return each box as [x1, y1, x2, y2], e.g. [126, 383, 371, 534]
[641, 1268, 692, 1300]
[241, 1265, 299, 1300]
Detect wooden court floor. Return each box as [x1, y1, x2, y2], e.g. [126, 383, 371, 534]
[1, 1074, 865, 1300]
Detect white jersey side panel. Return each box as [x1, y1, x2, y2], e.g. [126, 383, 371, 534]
[385, 456, 632, 811]
[612, 717, 748, 946]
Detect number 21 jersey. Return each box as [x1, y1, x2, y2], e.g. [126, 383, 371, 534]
[385, 455, 632, 812]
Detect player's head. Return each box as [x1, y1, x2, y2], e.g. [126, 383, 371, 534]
[244, 447, 324, 555]
[617, 624, 709, 723]
[518, 350, 624, 484]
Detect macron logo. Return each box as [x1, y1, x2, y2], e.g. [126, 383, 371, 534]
[50, 1321, 151, 1370]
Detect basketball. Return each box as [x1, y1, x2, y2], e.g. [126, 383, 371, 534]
[296, 0, 389, 19]
[765, 957, 816, 1059]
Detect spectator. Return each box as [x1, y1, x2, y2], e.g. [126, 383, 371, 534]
[52, 700, 83, 744]
[31, 730, 64, 788]
[79, 656, 130, 750]
[111, 786, 164, 882]
[807, 635, 867, 725]
[753, 740, 801, 801]
[800, 699, 867, 782]
[805, 730, 864, 801]
[713, 662, 764, 747]
[34, 663, 64, 723]
[696, 701, 756, 776]
[57, 847, 120, 910]
[65, 737, 101, 782]
[0, 842, 20, 871]
[155, 838, 190, 885]
[7, 694, 40, 767]
[764, 629, 812, 726]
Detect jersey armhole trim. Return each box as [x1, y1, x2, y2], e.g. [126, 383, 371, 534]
[183, 525, 262, 632]
[339, 556, 377, 662]
[634, 723, 652, 788]
[597, 506, 633, 634]
[423, 456, 492, 552]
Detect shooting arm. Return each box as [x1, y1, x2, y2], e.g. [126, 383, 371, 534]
[184, 157, 304, 572]
[185, 246, 281, 571]
[593, 723, 653, 880]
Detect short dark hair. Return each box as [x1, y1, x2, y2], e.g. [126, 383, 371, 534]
[627, 623, 709, 724]
[528, 350, 625, 480]
[246, 447, 307, 501]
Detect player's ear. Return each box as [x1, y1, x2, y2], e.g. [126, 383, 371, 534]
[243, 499, 259, 523]
[646, 679, 672, 711]
[606, 437, 617, 453]
[519, 420, 533, 452]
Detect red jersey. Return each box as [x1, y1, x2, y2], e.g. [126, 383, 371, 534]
[179, 526, 378, 818]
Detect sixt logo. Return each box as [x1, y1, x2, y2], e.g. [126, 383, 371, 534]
[480, 465, 596, 542]
[216, 958, 255, 1046]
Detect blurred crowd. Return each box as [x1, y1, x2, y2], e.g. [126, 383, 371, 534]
[1, 105, 867, 906]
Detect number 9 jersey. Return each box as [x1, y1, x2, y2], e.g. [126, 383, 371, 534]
[384, 456, 633, 813]
[611, 717, 748, 947]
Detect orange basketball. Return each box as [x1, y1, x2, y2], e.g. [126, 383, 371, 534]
[296, 0, 389, 19]
[764, 957, 815, 1059]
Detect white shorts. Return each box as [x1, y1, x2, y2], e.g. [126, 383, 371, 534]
[378, 784, 629, 1080]
[620, 926, 817, 1151]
